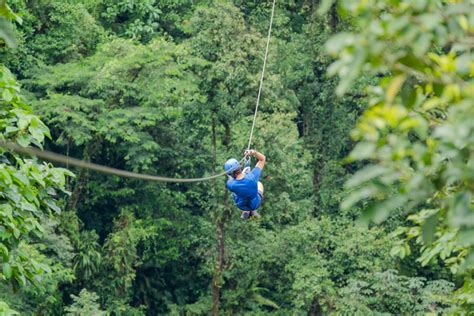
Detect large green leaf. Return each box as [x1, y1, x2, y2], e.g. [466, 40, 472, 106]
[0, 17, 17, 48]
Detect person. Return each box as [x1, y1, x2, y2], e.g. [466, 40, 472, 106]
[224, 149, 265, 219]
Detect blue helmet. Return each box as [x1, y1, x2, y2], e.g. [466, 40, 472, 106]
[224, 158, 241, 176]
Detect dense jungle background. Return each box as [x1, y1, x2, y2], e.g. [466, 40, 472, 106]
[0, 0, 473, 314]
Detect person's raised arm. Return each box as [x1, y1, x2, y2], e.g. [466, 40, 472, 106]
[245, 149, 266, 170]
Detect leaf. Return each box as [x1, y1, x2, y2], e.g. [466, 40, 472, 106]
[422, 212, 439, 245]
[401, 85, 418, 109]
[17, 114, 29, 130]
[44, 199, 61, 214]
[317, 0, 336, 15]
[325, 33, 352, 54]
[390, 245, 405, 258]
[458, 229, 474, 247]
[361, 195, 407, 225]
[459, 250, 474, 272]
[54, 167, 75, 178]
[336, 46, 366, 96]
[28, 124, 45, 143]
[0, 244, 9, 261]
[15, 271, 26, 286]
[0, 228, 11, 240]
[2, 88, 13, 102]
[12, 227, 20, 239]
[15, 134, 30, 147]
[11, 172, 29, 186]
[5, 126, 18, 134]
[450, 192, 472, 227]
[0, 169, 12, 184]
[3, 263, 11, 279]
[0, 301, 19, 315]
[253, 293, 280, 309]
[0, 17, 18, 48]
[341, 186, 377, 211]
[347, 142, 376, 161]
[432, 83, 444, 97]
[386, 75, 406, 104]
[345, 165, 388, 188]
[0, 2, 23, 24]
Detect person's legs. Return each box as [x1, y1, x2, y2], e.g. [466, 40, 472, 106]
[257, 181, 264, 205]
[240, 210, 251, 220]
[250, 211, 261, 219]
[241, 184, 264, 220]
[249, 184, 264, 219]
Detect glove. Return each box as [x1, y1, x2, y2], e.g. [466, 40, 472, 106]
[244, 149, 256, 157]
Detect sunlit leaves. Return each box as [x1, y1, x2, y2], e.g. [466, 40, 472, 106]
[100, 0, 161, 41]
[29, 38, 202, 172]
[338, 270, 454, 314]
[1, 64, 73, 291]
[29, 1, 104, 64]
[0, 300, 19, 315]
[0, 0, 21, 48]
[326, 0, 474, 310]
[103, 212, 155, 301]
[65, 289, 106, 316]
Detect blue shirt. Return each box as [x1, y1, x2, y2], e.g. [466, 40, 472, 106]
[226, 167, 262, 210]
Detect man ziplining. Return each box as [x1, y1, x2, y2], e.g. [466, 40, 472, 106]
[0, 0, 276, 190]
[224, 149, 266, 220]
[220, 0, 274, 220]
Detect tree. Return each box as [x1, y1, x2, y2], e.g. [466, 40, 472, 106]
[4, 0, 468, 313]
[2, 0, 104, 75]
[183, 2, 313, 314]
[65, 289, 106, 316]
[1, 4, 73, 313]
[324, 0, 474, 311]
[98, 0, 196, 41]
[0, 0, 21, 48]
[26, 36, 209, 313]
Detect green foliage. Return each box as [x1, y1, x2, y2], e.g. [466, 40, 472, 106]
[273, 11, 370, 215]
[2, 0, 469, 314]
[11, 0, 104, 64]
[102, 212, 154, 300]
[73, 230, 101, 281]
[1, 5, 74, 309]
[28, 37, 201, 170]
[0, 65, 73, 290]
[29, 1, 104, 64]
[65, 289, 106, 316]
[326, 0, 474, 311]
[95, 0, 197, 41]
[0, 301, 18, 316]
[0, 0, 22, 48]
[99, 0, 161, 41]
[271, 217, 393, 313]
[337, 270, 454, 314]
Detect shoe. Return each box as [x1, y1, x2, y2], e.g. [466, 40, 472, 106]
[250, 211, 261, 219]
[240, 211, 251, 220]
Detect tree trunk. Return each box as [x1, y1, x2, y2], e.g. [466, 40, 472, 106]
[211, 203, 227, 316]
[308, 296, 323, 316]
[211, 115, 223, 316]
[67, 140, 100, 211]
[329, 2, 340, 32]
[67, 168, 88, 212]
[211, 118, 232, 316]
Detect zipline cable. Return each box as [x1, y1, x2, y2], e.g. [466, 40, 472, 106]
[0, 1, 277, 183]
[247, 0, 277, 151]
[0, 140, 246, 183]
